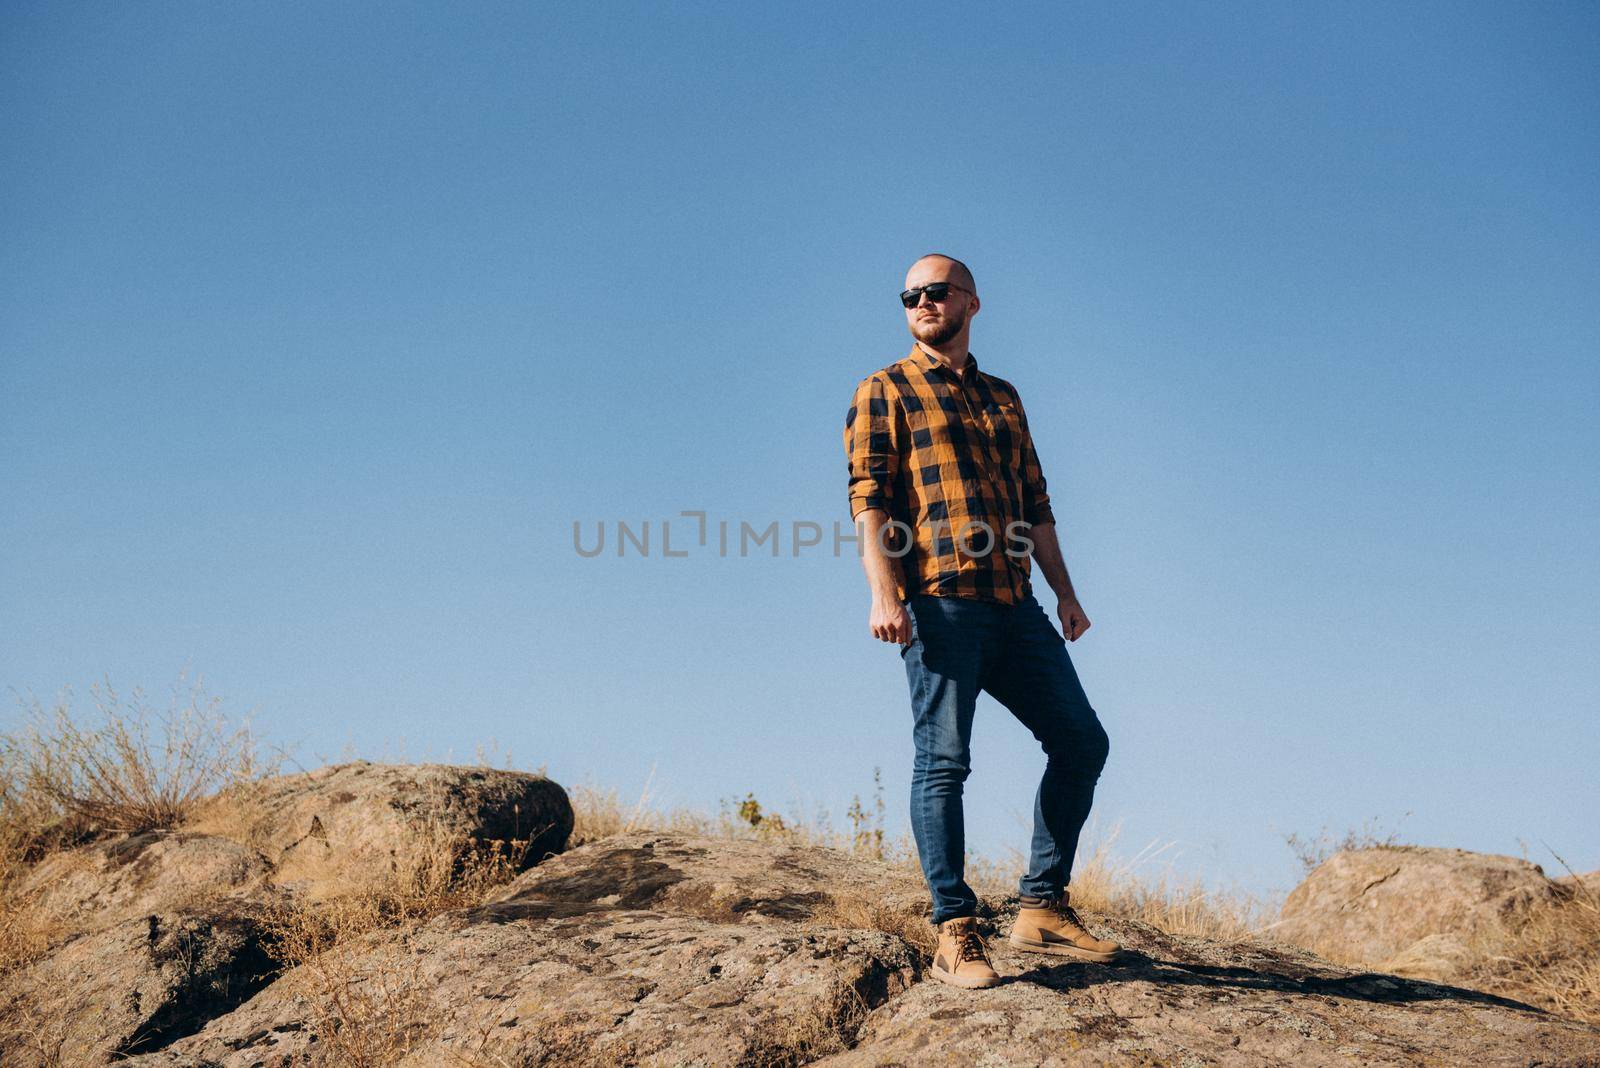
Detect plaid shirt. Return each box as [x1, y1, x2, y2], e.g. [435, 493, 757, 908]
[844, 344, 1055, 605]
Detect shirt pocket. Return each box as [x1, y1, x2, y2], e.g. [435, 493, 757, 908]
[983, 400, 1026, 465]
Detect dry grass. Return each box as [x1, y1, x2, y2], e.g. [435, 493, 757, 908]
[809, 888, 938, 958]
[570, 767, 907, 859]
[565, 777, 1274, 954]
[266, 922, 438, 1067]
[1463, 861, 1600, 1025]
[177, 776, 284, 853]
[567, 776, 718, 848]
[1, 675, 272, 839]
[259, 816, 529, 959]
[762, 976, 876, 1066]
[1062, 828, 1272, 942]
[0, 988, 80, 1068]
[0, 826, 55, 975]
[0, 847, 103, 977]
[261, 920, 529, 1068]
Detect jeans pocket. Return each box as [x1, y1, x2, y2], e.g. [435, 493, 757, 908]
[899, 597, 927, 658]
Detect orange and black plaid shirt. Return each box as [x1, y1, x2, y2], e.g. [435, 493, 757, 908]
[844, 344, 1055, 605]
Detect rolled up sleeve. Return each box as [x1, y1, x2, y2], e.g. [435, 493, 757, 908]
[844, 374, 900, 519]
[1015, 395, 1056, 527]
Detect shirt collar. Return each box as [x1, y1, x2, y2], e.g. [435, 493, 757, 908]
[912, 343, 980, 383]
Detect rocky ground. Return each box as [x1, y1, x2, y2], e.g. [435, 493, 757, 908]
[2, 764, 1597, 1066]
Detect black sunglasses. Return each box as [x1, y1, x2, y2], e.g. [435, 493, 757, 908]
[900, 281, 972, 309]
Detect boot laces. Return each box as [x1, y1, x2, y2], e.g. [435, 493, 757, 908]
[950, 922, 988, 963]
[1053, 898, 1091, 936]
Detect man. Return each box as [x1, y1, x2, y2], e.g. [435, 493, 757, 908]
[843, 253, 1119, 990]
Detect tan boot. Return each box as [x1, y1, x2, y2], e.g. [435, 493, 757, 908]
[1008, 890, 1121, 963]
[929, 916, 1002, 989]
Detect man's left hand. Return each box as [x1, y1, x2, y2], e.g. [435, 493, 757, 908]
[1058, 599, 1091, 642]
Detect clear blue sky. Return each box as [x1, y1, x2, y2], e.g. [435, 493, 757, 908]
[3, 2, 1596, 899]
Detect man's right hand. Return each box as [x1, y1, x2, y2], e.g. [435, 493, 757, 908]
[870, 597, 913, 647]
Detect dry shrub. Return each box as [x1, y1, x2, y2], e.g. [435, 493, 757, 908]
[809, 892, 936, 958]
[1463, 861, 1600, 1025]
[1284, 815, 1410, 874]
[0, 750, 65, 870]
[1060, 825, 1270, 942]
[1, 675, 272, 837]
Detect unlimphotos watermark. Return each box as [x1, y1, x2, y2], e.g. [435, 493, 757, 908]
[572, 510, 1037, 559]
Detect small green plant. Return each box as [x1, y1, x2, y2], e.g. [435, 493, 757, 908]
[734, 792, 789, 835]
[845, 767, 887, 860]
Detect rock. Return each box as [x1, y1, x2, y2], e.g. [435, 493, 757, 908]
[1379, 932, 1481, 981]
[485, 831, 931, 926]
[815, 907, 1597, 1067]
[194, 761, 572, 894]
[125, 833, 933, 1065]
[0, 905, 278, 1067]
[124, 901, 921, 1067]
[116, 835, 1600, 1067]
[16, 830, 274, 943]
[1272, 846, 1564, 981]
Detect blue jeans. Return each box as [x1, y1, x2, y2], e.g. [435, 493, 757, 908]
[901, 591, 1111, 924]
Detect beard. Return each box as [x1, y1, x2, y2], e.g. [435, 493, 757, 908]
[912, 305, 967, 347]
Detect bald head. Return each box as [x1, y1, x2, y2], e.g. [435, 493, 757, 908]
[903, 252, 979, 350]
[907, 253, 976, 296]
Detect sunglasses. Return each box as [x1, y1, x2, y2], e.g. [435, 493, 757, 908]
[900, 281, 972, 309]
